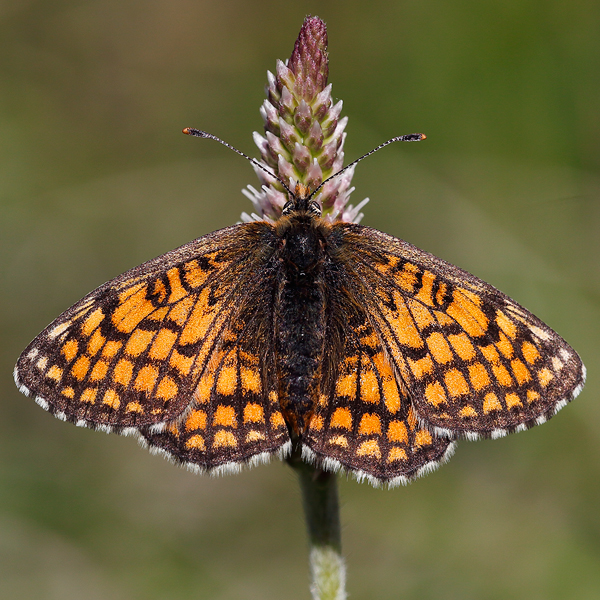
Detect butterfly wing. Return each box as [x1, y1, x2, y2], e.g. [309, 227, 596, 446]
[334, 224, 585, 440]
[303, 301, 454, 486]
[138, 310, 290, 474]
[15, 222, 290, 468]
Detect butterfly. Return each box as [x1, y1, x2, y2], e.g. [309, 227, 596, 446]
[14, 142, 585, 487]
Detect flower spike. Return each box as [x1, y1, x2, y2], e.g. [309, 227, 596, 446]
[246, 16, 368, 223]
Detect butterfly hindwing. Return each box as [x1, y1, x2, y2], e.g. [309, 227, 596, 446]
[139, 313, 290, 472]
[338, 224, 585, 440]
[303, 303, 454, 485]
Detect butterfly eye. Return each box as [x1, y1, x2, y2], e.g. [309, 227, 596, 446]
[282, 199, 295, 215]
[307, 201, 322, 217]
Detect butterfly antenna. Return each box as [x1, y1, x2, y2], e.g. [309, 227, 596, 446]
[309, 133, 426, 199]
[183, 128, 294, 197]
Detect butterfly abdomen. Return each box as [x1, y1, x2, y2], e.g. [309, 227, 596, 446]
[274, 215, 329, 437]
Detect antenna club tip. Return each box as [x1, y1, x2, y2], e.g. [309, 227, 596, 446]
[183, 127, 206, 137]
[420, 133, 427, 140]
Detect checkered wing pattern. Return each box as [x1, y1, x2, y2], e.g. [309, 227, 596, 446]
[138, 314, 289, 473]
[304, 308, 454, 485]
[15, 223, 290, 470]
[339, 224, 586, 440]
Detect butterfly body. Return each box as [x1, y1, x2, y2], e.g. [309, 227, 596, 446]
[15, 193, 585, 485]
[273, 212, 329, 437]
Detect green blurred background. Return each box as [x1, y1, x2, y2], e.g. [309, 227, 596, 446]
[1, 1, 599, 599]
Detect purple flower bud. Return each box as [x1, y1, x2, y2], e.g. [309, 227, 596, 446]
[294, 100, 312, 135]
[266, 130, 290, 163]
[292, 142, 311, 172]
[305, 121, 324, 151]
[279, 86, 296, 120]
[306, 159, 323, 190]
[278, 117, 300, 151]
[317, 140, 337, 170]
[252, 131, 269, 159]
[277, 153, 296, 183]
[289, 16, 328, 100]
[312, 84, 332, 121]
[276, 60, 295, 93]
[266, 70, 280, 105]
[322, 100, 343, 138]
[260, 100, 280, 134]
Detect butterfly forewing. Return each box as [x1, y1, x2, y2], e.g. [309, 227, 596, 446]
[338, 224, 585, 440]
[15, 223, 283, 440]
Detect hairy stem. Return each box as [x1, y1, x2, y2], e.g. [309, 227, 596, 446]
[288, 446, 346, 600]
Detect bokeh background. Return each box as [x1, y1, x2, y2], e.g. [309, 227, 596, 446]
[1, 2, 599, 599]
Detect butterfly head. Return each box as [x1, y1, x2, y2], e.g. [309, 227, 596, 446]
[281, 182, 323, 217]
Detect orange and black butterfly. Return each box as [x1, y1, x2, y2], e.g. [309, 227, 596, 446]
[14, 132, 585, 487]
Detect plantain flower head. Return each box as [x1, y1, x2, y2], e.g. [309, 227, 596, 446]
[242, 16, 368, 223]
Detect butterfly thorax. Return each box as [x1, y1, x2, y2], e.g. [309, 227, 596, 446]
[273, 211, 331, 438]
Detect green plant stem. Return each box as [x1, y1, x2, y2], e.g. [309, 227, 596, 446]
[288, 445, 346, 600]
